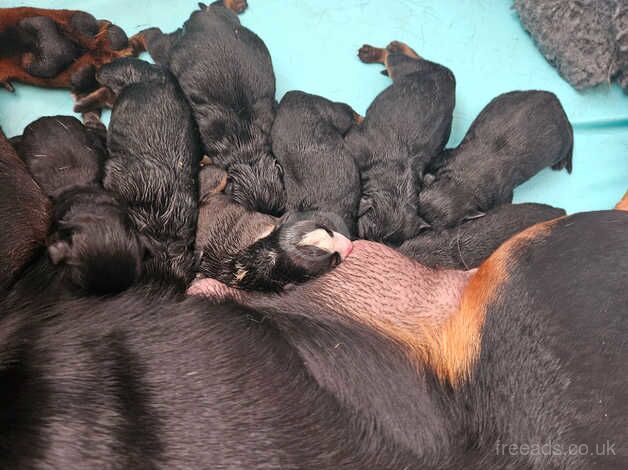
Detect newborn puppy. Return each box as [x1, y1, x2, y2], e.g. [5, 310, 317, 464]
[100, 58, 202, 289]
[47, 187, 144, 295]
[0, 129, 50, 291]
[14, 116, 143, 295]
[271, 91, 361, 237]
[195, 166, 352, 292]
[420, 90, 573, 228]
[0, 7, 144, 98]
[141, 2, 285, 215]
[399, 202, 565, 269]
[12, 116, 106, 197]
[347, 41, 455, 244]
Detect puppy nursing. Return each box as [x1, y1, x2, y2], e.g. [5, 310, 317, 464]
[348, 41, 456, 244]
[142, 2, 285, 216]
[271, 91, 361, 237]
[100, 58, 201, 289]
[13, 116, 143, 295]
[399, 202, 566, 269]
[419, 90, 573, 228]
[195, 165, 352, 291]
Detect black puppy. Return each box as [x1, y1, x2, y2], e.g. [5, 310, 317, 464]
[0, 129, 50, 292]
[347, 41, 455, 244]
[419, 90, 573, 228]
[12, 116, 106, 196]
[99, 58, 202, 289]
[141, 2, 285, 215]
[399, 202, 565, 269]
[271, 90, 361, 237]
[14, 116, 143, 295]
[195, 166, 352, 291]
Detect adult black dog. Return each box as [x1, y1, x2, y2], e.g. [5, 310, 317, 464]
[2, 211, 626, 469]
[347, 41, 455, 244]
[98, 58, 202, 289]
[142, 2, 285, 216]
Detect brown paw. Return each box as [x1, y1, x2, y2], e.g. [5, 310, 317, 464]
[0, 80, 15, 92]
[386, 40, 420, 59]
[358, 44, 385, 64]
[224, 0, 248, 14]
[73, 86, 116, 113]
[386, 41, 404, 53]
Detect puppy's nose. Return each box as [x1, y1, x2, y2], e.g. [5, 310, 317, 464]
[331, 231, 353, 260]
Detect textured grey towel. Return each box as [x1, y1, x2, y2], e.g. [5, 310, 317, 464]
[514, 0, 628, 92]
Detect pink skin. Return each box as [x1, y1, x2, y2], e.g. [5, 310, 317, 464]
[188, 240, 474, 337]
[331, 231, 353, 259]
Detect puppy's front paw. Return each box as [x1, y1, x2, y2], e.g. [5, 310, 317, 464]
[358, 44, 384, 64]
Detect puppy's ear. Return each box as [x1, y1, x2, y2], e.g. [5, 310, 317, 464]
[48, 241, 71, 265]
[462, 210, 486, 222]
[198, 2, 207, 9]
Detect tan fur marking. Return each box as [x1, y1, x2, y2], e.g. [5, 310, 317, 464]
[422, 218, 561, 385]
[614, 191, 628, 211]
[235, 268, 247, 282]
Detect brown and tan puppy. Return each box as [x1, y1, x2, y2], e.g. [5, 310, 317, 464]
[0, 7, 145, 100]
[0, 128, 50, 292]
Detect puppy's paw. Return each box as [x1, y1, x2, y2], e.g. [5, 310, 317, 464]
[358, 44, 385, 64]
[386, 40, 420, 59]
[0, 80, 15, 92]
[224, 0, 248, 14]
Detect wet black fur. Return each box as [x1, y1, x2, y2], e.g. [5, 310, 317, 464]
[13, 116, 141, 295]
[47, 187, 144, 295]
[1, 211, 626, 469]
[142, 3, 285, 215]
[399, 203, 565, 269]
[99, 58, 202, 289]
[346, 51, 455, 244]
[420, 90, 573, 228]
[271, 90, 361, 237]
[13, 116, 106, 198]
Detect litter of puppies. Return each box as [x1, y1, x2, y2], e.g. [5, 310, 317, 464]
[1, 2, 626, 468]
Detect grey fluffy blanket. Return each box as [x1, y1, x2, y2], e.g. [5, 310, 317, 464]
[514, 0, 628, 91]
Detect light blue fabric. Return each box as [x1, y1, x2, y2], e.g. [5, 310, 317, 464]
[1, 0, 626, 212]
